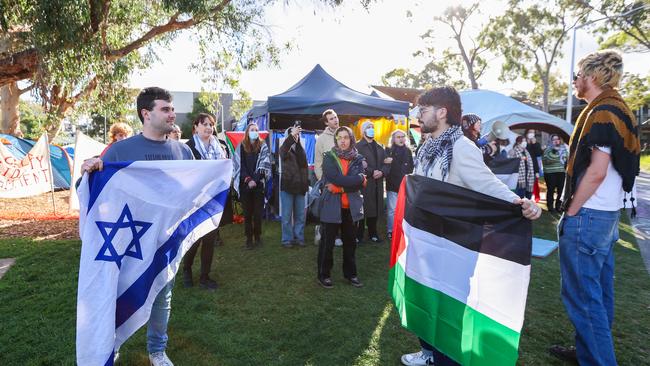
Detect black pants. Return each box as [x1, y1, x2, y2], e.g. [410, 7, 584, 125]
[545, 172, 565, 211]
[318, 209, 357, 280]
[240, 187, 264, 240]
[420, 338, 459, 366]
[356, 216, 378, 240]
[183, 228, 217, 280]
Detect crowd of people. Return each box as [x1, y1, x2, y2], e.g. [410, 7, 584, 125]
[80, 48, 640, 366]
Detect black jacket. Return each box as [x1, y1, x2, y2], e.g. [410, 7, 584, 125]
[280, 135, 309, 195]
[357, 138, 389, 217]
[385, 145, 414, 192]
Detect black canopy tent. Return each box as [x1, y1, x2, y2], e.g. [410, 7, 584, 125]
[250, 64, 410, 131]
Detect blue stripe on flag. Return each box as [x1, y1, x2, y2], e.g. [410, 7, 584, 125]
[87, 162, 133, 213]
[114, 188, 229, 328]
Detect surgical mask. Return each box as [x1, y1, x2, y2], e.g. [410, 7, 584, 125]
[248, 130, 259, 140]
[365, 128, 375, 138]
[520, 141, 527, 149]
[526, 133, 534, 139]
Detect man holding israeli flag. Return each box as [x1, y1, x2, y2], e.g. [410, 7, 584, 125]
[78, 87, 232, 366]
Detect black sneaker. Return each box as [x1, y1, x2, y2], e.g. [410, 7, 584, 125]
[549, 345, 578, 364]
[348, 276, 363, 287]
[183, 270, 193, 288]
[199, 278, 218, 290]
[318, 277, 333, 289]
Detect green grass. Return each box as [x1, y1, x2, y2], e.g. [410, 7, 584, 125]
[641, 153, 650, 173]
[1, 212, 648, 365]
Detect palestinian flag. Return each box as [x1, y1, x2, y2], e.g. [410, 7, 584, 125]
[487, 157, 520, 191]
[389, 174, 532, 366]
[224, 131, 269, 155]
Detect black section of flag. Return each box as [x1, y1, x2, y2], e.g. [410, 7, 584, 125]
[404, 174, 532, 266]
[487, 157, 520, 175]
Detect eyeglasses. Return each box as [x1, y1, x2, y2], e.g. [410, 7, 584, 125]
[573, 72, 583, 81]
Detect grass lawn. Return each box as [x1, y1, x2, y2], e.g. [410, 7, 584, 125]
[1, 211, 648, 365]
[641, 153, 650, 173]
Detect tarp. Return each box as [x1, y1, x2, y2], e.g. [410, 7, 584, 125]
[251, 64, 409, 117]
[459, 90, 574, 140]
[0, 133, 72, 190]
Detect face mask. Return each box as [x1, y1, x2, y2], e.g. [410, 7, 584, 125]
[520, 141, 527, 149]
[365, 128, 375, 138]
[248, 130, 259, 140]
[526, 133, 534, 139]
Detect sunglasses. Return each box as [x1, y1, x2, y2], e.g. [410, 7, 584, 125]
[572, 72, 583, 81]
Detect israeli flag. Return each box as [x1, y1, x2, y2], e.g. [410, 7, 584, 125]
[76, 160, 232, 366]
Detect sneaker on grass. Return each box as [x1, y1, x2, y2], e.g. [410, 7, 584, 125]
[401, 350, 434, 366]
[149, 351, 174, 366]
[334, 238, 343, 246]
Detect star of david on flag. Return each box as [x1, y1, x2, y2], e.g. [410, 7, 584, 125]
[95, 204, 151, 268]
[76, 160, 232, 366]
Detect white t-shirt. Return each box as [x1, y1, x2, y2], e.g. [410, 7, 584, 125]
[583, 147, 625, 211]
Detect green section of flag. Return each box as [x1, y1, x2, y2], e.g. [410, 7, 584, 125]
[389, 264, 521, 366]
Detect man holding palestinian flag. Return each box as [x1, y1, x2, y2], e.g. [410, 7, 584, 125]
[391, 86, 541, 366]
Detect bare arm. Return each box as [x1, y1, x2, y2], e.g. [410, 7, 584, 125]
[566, 148, 609, 216]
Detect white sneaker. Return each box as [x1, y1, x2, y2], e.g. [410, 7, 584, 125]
[314, 225, 321, 245]
[149, 351, 174, 366]
[334, 238, 343, 247]
[401, 350, 435, 366]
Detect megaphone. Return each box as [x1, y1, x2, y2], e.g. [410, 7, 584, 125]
[489, 120, 510, 140]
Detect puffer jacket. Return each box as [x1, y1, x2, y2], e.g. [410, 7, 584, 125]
[318, 150, 365, 224]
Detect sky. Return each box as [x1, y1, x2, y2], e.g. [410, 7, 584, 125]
[129, 0, 649, 101]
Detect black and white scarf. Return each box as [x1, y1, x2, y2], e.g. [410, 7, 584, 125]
[414, 125, 463, 181]
[193, 134, 224, 160]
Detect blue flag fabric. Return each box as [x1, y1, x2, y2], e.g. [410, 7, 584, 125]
[76, 160, 232, 365]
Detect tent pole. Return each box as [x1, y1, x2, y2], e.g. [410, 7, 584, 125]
[45, 134, 57, 215]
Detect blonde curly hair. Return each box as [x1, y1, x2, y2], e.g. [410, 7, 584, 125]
[577, 50, 624, 89]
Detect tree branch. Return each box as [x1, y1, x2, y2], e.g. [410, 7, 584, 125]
[0, 48, 39, 86]
[107, 0, 231, 60]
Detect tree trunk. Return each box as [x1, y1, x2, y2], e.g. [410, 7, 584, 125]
[542, 75, 550, 112]
[0, 82, 21, 135]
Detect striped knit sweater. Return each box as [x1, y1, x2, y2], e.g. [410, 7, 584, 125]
[561, 88, 640, 211]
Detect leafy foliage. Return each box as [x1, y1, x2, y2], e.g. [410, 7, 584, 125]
[620, 72, 650, 111]
[0, 0, 323, 138]
[577, 0, 650, 53]
[483, 0, 587, 111]
[17, 100, 47, 140]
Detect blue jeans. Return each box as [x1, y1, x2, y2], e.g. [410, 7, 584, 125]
[280, 191, 306, 244]
[558, 207, 620, 366]
[147, 278, 175, 354]
[386, 191, 398, 234]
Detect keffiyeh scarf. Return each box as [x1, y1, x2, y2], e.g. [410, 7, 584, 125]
[414, 125, 463, 181]
[193, 134, 223, 160]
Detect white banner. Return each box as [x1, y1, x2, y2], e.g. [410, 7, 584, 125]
[0, 134, 53, 198]
[69, 132, 106, 211]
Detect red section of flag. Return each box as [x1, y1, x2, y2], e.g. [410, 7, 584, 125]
[225, 131, 269, 151]
[389, 176, 408, 268]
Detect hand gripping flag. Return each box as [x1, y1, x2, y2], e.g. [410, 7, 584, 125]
[76, 160, 232, 366]
[389, 175, 532, 366]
